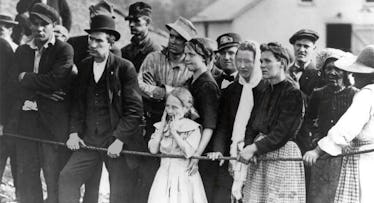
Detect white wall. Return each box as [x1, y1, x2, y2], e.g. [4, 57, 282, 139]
[195, 21, 233, 39]
[197, 0, 374, 54]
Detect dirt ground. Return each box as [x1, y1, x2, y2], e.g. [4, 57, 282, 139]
[0, 160, 110, 203]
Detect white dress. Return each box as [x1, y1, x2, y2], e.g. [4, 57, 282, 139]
[318, 84, 374, 203]
[148, 118, 208, 203]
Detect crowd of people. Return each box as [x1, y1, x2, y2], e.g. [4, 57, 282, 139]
[1, 0, 374, 203]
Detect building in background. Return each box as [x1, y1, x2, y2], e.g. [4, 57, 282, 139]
[192, 0, 374, 54]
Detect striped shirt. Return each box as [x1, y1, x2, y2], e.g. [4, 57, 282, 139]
[138, 49, 192, 100]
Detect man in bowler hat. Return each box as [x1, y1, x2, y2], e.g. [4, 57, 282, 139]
[58, 14, 145, 203]
[67, 0, 121, 65]
[121, 1, 162, 72]
[6, 3, 74, 203]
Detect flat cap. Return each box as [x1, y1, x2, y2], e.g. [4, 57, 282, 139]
[30, 3, 60, 24]
[125, 2, 152, 20]
[289, 29, 319, 44]
[216, 32, 241, 52]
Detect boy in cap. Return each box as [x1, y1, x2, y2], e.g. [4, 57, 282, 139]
[59, 14, 144, 203]
[214, 32, 242, 89]
[6, 3, 74, 203]
[288, 29, 322, 97]
[121, 1, 162, 72]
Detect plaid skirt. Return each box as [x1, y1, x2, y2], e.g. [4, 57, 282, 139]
[333, 140, 370, 203]
[242, 141, 305, 203]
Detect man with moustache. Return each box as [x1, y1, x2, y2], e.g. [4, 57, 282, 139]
[58, 14, 144, 203]
[6, 3, 73, 203]
[121, 2, 161, 72]
[213, 32, 242, 89]
[288, 29, 322, 97]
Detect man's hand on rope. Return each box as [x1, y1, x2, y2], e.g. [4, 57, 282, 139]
[107, 139, 123, 158]
[207, 152, 224, 166]
[66, 133, 86, 150]
[0, 124, 3, 136]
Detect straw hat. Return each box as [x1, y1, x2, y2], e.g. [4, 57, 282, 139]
[334, 45, 374, 74]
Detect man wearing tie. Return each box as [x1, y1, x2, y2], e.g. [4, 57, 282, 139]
[212, 33, 242, 90]
[288, 29, 321, 97]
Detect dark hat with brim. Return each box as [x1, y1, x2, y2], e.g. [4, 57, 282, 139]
[84, 15, 120, 41]
[216, 32, 241, 52]
[166, 16, 197, 41]
[335, 46, 374, 74]
[289, 29, 319, 44]
[125, 2, 152, 20]
[0, 14, 18, 26]
[30, 3, 60, 24]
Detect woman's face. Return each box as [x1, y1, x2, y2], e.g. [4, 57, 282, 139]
[184, 45, 205, 72]
[235, 50, 255, 81]
[165, 95, 187, 120]
[260, 51, 283, 80]
[323, 61, 344, 88]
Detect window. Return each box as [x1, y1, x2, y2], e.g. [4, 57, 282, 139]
[298, 0, 315, 6]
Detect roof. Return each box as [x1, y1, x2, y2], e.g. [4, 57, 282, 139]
[191, 0, 262, 23]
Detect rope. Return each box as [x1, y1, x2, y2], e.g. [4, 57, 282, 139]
[3, 132, 374, 162]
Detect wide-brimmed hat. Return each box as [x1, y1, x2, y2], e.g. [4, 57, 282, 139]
[334, 45, 374, 74]
[216, 32, 241, 52]
[84, 15, 120, 41]
[316, 48, 347, 70]
[30, 3, 60, 24]
[0, 14, 18, 26]
[125, 2, 152, 21]
[165, 16, 197, 41]
[289, 29, 319, 44]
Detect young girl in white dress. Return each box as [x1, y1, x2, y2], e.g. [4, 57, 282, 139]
[147, 87, 207, 203]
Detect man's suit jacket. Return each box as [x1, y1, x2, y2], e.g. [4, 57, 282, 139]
[8, 38, 74, 142]
[0, 38, 15, 125]
[70, 53, 145, 168]
[289, 62, 322, 97]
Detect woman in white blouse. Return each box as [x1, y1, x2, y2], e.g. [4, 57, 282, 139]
[303, 45, 374, 203]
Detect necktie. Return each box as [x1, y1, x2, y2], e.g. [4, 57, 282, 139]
[222, 74, 235, 82]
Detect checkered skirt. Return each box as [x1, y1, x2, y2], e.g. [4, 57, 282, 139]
[242, 141, 306, 203]
[332, 140, 368, 203]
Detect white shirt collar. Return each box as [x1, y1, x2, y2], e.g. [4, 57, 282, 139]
[27, 33, 56, 50]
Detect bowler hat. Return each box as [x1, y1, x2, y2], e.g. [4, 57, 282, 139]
[216, 32, 241, 52]
[0, 14, 18, 26]
[289, 29, 319, 44]
[125, 2, 152, 21]
[85, 15, 120, 41]
[334, 45, 374, 74]
[166, 16, 197, 41]
[89, 0, 115, 19]
[30, 3, 60, 24]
